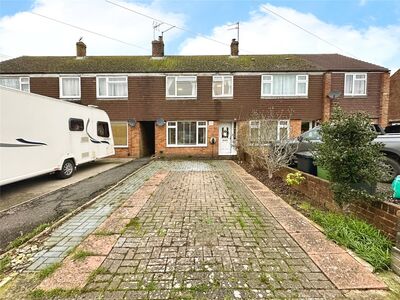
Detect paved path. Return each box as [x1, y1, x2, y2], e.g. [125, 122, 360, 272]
[3, 160, 386, 299]
[0, 158, 150, 252]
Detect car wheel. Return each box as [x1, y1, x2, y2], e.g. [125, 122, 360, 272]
[382, 157, 400, 183]
[56, 159, 75, 179]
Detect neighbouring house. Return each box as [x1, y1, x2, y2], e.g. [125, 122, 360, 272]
[389, 69, 400, 124]
[0, 38, 390, 158]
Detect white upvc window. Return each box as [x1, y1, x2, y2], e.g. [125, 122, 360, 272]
[213, 75, 233, 98]
[261, 74, 308, 97]
[344, 73, 367, 96]
[249, 119, 290, 143]
[166, 76, 197, 98]
[167, 121, 207, 147]
[96, 76, 128, 98]
[59, 76, 81, 99]
[0, 76, 30, 92]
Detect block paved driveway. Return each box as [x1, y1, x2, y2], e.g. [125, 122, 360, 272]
[83, 160, 342, 299]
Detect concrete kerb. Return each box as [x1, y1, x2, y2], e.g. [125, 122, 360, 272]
[0, 159, 154, 270]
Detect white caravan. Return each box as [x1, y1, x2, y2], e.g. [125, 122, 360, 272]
[0, 87, 115, 186]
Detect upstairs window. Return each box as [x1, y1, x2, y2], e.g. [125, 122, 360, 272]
[97, 76, 128, 98]
[60, 77, 80, 99]
[166, 76, 197, 98]
[344, 73, 367, 96]
[0, 77, 30, 92]
[261, 74, 308, 97]
[213, 75, 233, 98]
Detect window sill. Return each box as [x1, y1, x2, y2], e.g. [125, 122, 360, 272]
[166, 97, 197, 101]
[60, 98, 81, 101]
[166, 144, 208, 148]
[213, 97, 233, 100]
[261, 96, 308, 100]
[97, 97, 128, 101]
[343, 95, 368, 98]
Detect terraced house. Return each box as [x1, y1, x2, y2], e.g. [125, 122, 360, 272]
[0, 38, 390, 158]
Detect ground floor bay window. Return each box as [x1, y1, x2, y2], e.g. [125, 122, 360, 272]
[167, 121, 207, 147]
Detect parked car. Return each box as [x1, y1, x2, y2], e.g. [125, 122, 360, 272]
[385, 124, 400, 134]
[295, 126, 400, 182]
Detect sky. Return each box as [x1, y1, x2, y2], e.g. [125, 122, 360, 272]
[0, 0, 399, 72]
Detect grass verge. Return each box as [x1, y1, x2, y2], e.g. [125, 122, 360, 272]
[0, 256, 11, 274]
[305, 205, 393, 271]
[6, 223, 50, 251]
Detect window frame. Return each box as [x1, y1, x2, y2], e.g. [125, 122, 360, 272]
[59, 76, 81, 99]
[261, 74, 309, 97]
[97, 121, 110, 138]
[212, 75, 234, 98]
[166, 121, 208, 147]
[344, 73, 367, 96]
[110, 121, 128, 148]
[68, 118, 84, 132]
[0, 76, 30, 92]
[165, 76, 197, 99]
[96, 76, 128, 99]
[249, 119, 290, 143]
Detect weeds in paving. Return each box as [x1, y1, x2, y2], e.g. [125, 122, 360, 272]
[157, 228, 167, 237]
[29, 288, 80, 299]
[0, 255, 11, 274]
[235, 216, 246, 229]
[6, 223, 50, 251]
[71, 249, 95, 261]
[93, 230, 114, 236]
[37, 262, 62, 280]
[145, 281, 157, 291]
[125, 217, 141, 230]
[309, 208, 393, 271]
[87, 267, 109, 284]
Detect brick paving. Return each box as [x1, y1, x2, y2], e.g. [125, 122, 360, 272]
[25, 160, 387, 299]
[80, 160, 343, 299]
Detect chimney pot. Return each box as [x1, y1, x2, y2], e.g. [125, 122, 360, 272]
[152, 36, 164, 58]
[76, 40, 86, 58]
[230, 38, 239, 57]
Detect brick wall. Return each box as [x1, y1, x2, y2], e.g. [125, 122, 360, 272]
[277, 166, 400, 241]
[322, 72, 332, 122]
[379, 72, 390, 127]
[389, 70, 400, 123]
[290, 120, 302, 138]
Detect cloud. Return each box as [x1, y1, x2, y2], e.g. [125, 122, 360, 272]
[179, 3, 400, 73]
[0, 0, 185, 57]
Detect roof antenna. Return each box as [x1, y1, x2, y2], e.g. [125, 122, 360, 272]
[228, 22, 239, 42]
[79, 37, 83, 42]
[152, 21, 163, 40]
[162, 25, 175, 37]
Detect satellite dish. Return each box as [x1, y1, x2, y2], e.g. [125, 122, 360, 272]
[127, 119, 137, 127]
[328, 90, 341, 100]
[156, 118, 165, 126]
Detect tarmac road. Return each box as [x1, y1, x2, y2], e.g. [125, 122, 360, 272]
[0, 157, 150, 253]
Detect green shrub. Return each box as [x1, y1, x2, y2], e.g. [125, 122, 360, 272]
[316, 107, 385, 204]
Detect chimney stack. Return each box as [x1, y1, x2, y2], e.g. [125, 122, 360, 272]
[76, 39, 86, 58]
[152, 36, 164, 58]
[230, 38, 239, 57]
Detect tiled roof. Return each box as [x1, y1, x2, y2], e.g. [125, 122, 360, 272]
[0, 54, 388, 74]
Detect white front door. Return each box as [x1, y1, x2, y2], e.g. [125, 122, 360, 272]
[218, 122, 237, 155]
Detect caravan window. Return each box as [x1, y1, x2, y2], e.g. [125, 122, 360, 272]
[69, 118, 84, 131]
[97, 122, 110, 137]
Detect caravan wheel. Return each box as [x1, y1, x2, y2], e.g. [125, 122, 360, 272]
[56, 159, 75, 179]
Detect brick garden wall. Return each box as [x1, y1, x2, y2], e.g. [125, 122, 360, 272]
[277, 166, 400, 241]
